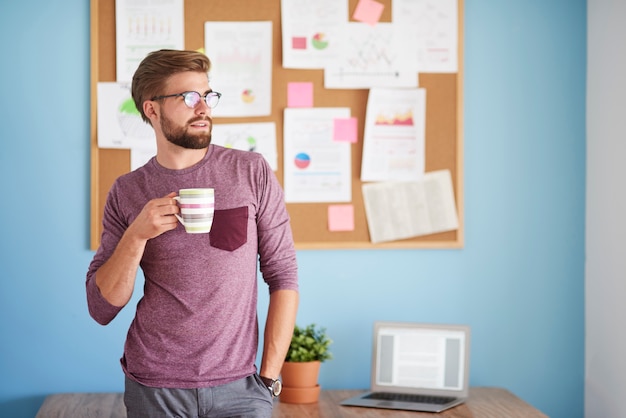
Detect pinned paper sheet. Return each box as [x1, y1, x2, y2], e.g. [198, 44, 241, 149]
[287, 82, 314, 108]
[283, 107, 352, 203]
[333, 117, 358, 143]
[353, 0, 385, 26]
[328, 205, 355, 231]
[362, 170, 459, 243]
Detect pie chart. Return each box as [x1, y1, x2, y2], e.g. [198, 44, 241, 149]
[311, 33, 329, 50]
[118, 97, 154, 138]
[241, 89, 255, 103]
[294, 152, 311, 169]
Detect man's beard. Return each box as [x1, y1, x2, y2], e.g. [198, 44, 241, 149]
[161, 114, 212, 149]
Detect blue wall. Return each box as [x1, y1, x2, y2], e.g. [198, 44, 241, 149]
[0, 1, 586, 417]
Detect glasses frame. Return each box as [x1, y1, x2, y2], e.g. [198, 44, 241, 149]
[151, 91, 222, 109]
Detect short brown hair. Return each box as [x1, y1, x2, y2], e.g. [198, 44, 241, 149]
[131, 49, 212, 123]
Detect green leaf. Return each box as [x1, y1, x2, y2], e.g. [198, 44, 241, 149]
[285, 324, 333, 362]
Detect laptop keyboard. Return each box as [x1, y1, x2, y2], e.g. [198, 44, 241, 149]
[364, 392, 456, 405]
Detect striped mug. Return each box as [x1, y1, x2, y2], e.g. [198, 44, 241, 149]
[173, 188, 215, 234]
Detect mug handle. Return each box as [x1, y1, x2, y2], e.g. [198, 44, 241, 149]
[172, 196, 185, 226]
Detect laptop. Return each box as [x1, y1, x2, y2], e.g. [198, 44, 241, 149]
[341, 321, 471, 413]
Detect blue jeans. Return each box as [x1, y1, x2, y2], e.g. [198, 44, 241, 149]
[124, 374, 273, 418]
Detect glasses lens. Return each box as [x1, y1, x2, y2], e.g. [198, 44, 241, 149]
[182, 92, 201, 108]
[205, 92, 220, 108]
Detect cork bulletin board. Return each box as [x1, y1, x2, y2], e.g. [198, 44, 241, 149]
[90, 0, 464, 250]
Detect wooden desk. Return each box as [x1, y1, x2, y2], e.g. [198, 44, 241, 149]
[273, 388, 548, 418]
[37, 387, 547, 418]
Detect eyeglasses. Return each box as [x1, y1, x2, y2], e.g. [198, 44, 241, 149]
[151, 91, 222, 109]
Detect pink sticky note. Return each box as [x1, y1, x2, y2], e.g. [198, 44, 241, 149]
[328, 205, 355, 232]
[353, 0, 384, 26]
[333, 117, 358, 143]
[288, 82, 314, 108]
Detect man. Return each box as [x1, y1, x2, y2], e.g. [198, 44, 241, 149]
[86, 49, 299, 418]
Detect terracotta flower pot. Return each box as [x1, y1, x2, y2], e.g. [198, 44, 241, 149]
[279, 384, 321, 404]
[280, 361, 321, 388]
[280, 361, 322, 403]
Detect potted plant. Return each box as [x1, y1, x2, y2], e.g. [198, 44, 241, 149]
[279, 323, 332, 404]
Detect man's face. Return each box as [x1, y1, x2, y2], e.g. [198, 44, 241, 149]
[160, 107, 212, 150]
[157, 72, 214, 149]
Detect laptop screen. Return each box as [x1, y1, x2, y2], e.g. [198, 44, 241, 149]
[371, 322, 470, 397]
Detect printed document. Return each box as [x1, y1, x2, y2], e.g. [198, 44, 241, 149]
[97, 82, 156, 149]
[281, 0, 348, 69]
[211, 122, 278, 171]
[361, 88, 426, 182]
[324, 22, 417, 89]
[392, 0, 458, 73]
[204, 21, 272, 117]
[362, 170, 458, 243]
[115, 0, 184, 82]
[283, 108, 352, 203]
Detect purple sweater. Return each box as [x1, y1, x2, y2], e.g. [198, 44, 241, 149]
[86, 145, 298, 389]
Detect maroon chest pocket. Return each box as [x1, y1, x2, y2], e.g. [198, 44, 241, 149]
[209, 206, 249, 251]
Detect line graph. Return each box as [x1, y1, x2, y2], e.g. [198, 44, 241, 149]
[324, 23, 417, 88]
